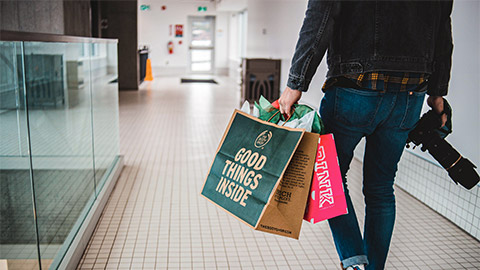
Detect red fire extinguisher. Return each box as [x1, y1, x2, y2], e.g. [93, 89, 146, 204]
[167, 41, 174, 54]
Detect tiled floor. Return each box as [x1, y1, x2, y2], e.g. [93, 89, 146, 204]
[77, 77, 480, 269]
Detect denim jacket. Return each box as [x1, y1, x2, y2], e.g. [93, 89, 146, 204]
[287, 0, 454, 96]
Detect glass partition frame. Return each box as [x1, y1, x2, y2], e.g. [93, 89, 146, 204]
[0, 41, 42, 270]
[0, 32, 119, 270]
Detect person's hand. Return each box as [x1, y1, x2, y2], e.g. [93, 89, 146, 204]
[427, 96, 447, 127]
[279, 87, 302, 117]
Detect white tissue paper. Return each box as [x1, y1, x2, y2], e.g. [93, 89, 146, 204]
[252, 105, 260, 117]
[240, 100, 260, 117]
[240, 100, 251, 114]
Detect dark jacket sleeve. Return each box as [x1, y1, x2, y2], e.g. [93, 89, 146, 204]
[287, 0, 340, 92]
[428, 0, 454, 96]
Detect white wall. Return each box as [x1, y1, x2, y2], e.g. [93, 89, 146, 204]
[137, 0, 229, 76]
[216, 0, 247, 12]
[215, 12, 230, 72]
[227, 10, 247, 82]
[227, 12, 240, 82]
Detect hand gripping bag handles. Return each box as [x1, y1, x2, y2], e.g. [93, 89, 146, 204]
[201, 110, 318, 239]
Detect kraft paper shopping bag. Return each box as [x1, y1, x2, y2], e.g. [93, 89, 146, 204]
[201, 110, 318, 239]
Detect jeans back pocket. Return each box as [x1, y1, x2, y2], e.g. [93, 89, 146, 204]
[334, 87, 383, 128]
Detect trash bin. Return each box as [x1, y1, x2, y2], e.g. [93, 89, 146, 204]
[138, 48, 149, 83]
[241, 58, 281, 104]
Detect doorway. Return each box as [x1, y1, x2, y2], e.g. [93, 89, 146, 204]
[188, 16, 216, 74]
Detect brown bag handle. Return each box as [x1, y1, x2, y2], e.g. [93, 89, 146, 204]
[267, 109, 294, 126]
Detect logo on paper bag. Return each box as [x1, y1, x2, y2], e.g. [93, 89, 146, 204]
[315, 145, 334, 207]
[254, 130, 272, 149]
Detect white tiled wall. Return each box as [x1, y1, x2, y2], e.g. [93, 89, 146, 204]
[354, 139, 480, 240]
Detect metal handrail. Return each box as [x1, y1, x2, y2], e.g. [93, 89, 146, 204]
[0, 30, 117, 43]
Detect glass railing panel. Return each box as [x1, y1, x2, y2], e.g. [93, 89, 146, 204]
[22, 41, 96, 269]
[0, 41, 41, 269]
[91, 42, 120, 193]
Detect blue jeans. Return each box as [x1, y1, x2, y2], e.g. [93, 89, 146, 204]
[319, 86, 426, 270]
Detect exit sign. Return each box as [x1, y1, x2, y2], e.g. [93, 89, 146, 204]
[140, 5, 150, 11]
[198, 6, 207, 12]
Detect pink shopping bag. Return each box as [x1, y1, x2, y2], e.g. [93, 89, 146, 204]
[304, 133, 348, 223]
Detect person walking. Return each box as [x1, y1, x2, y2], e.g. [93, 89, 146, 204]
[278, 1, 453, 269]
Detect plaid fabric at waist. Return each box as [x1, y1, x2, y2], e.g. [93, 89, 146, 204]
[322, 72, 428, 92]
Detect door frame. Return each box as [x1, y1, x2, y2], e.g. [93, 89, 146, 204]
[187, 15, 216, 74]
